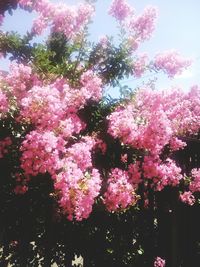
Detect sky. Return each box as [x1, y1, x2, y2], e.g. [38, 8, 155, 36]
[1, 0, 200, 96]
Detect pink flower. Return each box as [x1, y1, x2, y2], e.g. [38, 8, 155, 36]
[169, 137, 187, 151]
[20, 0, 94, 40]
[108, 86, 200, 157]
[154, 256, 166, 267]
[180, 191, 195, 206]
[128, 162, 142, 184]
[129, 6, 158, 41]
[31, 16, 48, 35]
[20, 85, 66, 129]
[0, 90, 9, 115]
[20, 130, 65, 177]
[189, 168, 200, 192]
[104, 168, 138, 211]
[154, 50, 191, 77]
[55, 166, 101, 221]
[14, 185, 28, 195]
[80, 70, 103, 102]
[6, 63, 39, 102]
[132, 53, 149, 77]
[109, 0, 133, 21]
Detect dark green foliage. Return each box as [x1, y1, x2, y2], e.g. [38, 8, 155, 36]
[0, 32, 33, 63]
[0, 0, 18, 15]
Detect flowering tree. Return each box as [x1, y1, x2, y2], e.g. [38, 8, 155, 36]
[0, 0, 200, 266]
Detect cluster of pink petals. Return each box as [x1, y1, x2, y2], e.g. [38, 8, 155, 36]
[0, 90, 9, 115]
[129, 6, 158, 42]
[107, 103, 172, 156]
[0, 63, 103, 221]
[104, 168, 138, 211]
[66, 137, 95, 171]
[55, 163, 101, 221]
[143, 157, 183, 191]
[19, 69, 102, 131]
[155, 159, 183, 190]
[20, 129, 102, 220]
[189, 168, 200, 192]
[20, 130, 65, 177]
[179, 191, 195, 206]
[53, 137, 101, 221]
[6, 63, 40, 102]
[154, 50, 191, 77]
[107, 86, 200, 193]
[163, 86, 200, 134]
[20, 85, 67, 129]
[169, 137, 187, 151]
[132, 54, 149, 77]
[19, 0, 94, 39]
[0, 137, 12, 158]
[109, 0, 133, 21]
[108, 86, 200, 156]
[14, 185, 28, 195]
[59, 71, 102, 111]
[80, 70, 103, 102]
[154, 257, 166, 267]
[128, 162, 142, 184]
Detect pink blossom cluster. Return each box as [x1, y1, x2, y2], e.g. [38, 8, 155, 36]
[19, 0, 94, 39]
[107, 86, 200, 192]
[20, 128, 102, 220]
[169, 137, 187, 151]
[20, 130, 65, 177]
[154, 257, 166, 267]
[80, 70, 103, 102]
[142, 156, 183, 191]
[5, 63, 40, 102]
[108, 1, 157, 42]
[14, 185, 28, 195]
[103, 168, 138, 211]
[20, 85, 67, 129]
[0, 90, 9, 115]
[18, 71, 101, 134]
[189, 168, 200, 192]
[109, 0, 133, 21]
[4, 64, 104, 221]
[128, 162, 142, 184]
[179, 191, 195, 206]
[129, 6, 158, 42]
[0, 137, 12, 158]
[108, 86, 200, 156]
[17, 69, 102, 130]
[154, 50, 191, 77]
[55, 162, 101, 221]
[53, 137, 101, 221]
[59, 74, 102, 111]
[132, 54, 149, 77]
[107, 103, 172, 156]
[163, 86, 200, 135]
